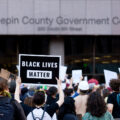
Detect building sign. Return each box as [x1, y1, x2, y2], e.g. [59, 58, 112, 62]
[19, 54, 61, 84]
[0, 0, 120, 35]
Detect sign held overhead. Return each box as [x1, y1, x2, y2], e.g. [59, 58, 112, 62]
[19, 54, 61, 85]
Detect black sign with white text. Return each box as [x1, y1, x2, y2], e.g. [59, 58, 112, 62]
[19, 54, 61, 84]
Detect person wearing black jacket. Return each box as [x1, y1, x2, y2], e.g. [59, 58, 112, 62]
[0, 76, 26, 120]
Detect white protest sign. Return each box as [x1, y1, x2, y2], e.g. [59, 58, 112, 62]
[72, 70, 82, 83]
[84, 76, 88, 82]
[104, 69, 118, 87]
[62, 83, 66, 89]
[118, 68, 120, 73]
[60, 66, 67, 81]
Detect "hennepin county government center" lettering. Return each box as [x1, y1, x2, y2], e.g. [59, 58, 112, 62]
[0, 16, 120, 25]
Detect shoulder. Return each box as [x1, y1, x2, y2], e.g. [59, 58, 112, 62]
[46, 103, 59, 117]
[104, 111, 114, 120]
[11, 99, 23, 109]
[82, 112, 92, 120]
[108, 92, 117, 97]
[74, 95, 88, 102]
[27, 112, 33, 120]
[47, 103, 59, 110]
[74, 95, 80, 100]
[107, 92, 116, 103]
[11, 99, 26, 120]
[105, 111, 113, 117]
[27, 108, 51, 120]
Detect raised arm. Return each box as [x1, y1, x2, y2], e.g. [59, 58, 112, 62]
[107, 104, 113, 113]
[56, 77, 64, 107]
[15, 77, 21, 103]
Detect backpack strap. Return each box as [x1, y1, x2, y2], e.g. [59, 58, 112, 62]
[31, 104, 48, 120]
[31, 111, 36, 120]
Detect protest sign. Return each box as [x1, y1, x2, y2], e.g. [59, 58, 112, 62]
[60, 66, 67, 81]
[0, 69, 10, 80]
[118, 68, 120, 73]
[72, 70, 82, 83]
[19, 54, 61, 85]
[104, 69, 118, 87]
[0, 69, 16, 80]
[84, 76, 88, 82]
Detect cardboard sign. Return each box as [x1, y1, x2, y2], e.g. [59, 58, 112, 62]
[0, 69, 16, 80]
[72, 70, 82, 83]
[104, 69, 118, 87]
[0, 69, 10, 80]
[60, 66, 67, 81]
[19, 54, 61, 85]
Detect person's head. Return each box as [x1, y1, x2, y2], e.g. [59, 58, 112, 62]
[64, 88, 74, 97]
[0, 77, 11, 97]
[33, 91, 45, 106]
[0, 77, 9, 92]
[46, 87, 58, 98]
[24, 97, 35, 107]
[73, 85, 78, 92]
[9, 80, 16, 94]
[86, 91, 107, 117]
[88, 83, 95, 93]
[103, 89, 110, 99]
[79, 81, 89, 94]
[21, 87, 28, 96]
[109, 79, 120, 92]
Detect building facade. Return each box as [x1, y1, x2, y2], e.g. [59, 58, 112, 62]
[0, 0, 120, 82]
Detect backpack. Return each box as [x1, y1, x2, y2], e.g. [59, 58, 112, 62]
[31, 105, 49, 120]
[0, 97, 14, 120]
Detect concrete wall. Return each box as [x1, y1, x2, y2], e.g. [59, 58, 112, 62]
[0, 0, 120, 35]
[49, 38, 64, 65]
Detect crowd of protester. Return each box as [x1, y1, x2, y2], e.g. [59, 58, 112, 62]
[0, 71, 120, 120]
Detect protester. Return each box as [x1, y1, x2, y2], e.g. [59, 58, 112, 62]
[46, 86, 59, 120]
[83, 91, 114, 120]
[57, 95, 77, 120]
[20, 87, 29, 101]
[27, 78, 64, 120]
[46, 86, 58, 105]
[64, 88, 74, 97]
[21, 96, 35, 116]
[107, 79, 120, 119]
[72, 85, 79, 98]
[103, 88, 110, 103]
[0, 76, 26, 120]
[74, 81, 89, 119]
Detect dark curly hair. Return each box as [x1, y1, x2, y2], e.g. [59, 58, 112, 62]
[86, 91, 107, 117]
[109, 79, 120, 92]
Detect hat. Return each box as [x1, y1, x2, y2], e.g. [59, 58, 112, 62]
[88, 78, 99, 85]
[79, 81, 89, 90]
